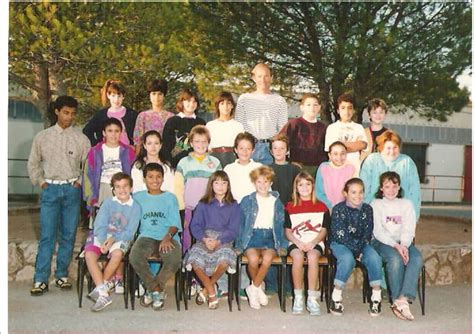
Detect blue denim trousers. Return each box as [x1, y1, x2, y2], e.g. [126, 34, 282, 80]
[34, 184, 81, 283]
[330, 242, 382, 289]
[372, 239, 423, 301]
[252, 141, 273, 165]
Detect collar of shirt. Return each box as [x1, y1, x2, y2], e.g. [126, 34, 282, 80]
[345, 200, 363, 210]
[112, 196, 134, 206]
[177, 112, 196, 119]
[54, 123, 72, 134]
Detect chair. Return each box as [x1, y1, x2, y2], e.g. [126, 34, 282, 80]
[235, 253, 287, 312]
[285, 254, 332, 313]
[183, 265, 237, 311]
[76, 244, 130, 308]
[128, 253, 185, 311]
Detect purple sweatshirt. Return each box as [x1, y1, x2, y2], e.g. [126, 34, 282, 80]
[190, 199, 241, 244]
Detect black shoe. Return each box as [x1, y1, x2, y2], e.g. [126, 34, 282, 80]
[329, 299, 344, 315]
[30, 282, 48, 296]
[369, 299, 382, 316]
[55, 278, 72, 290]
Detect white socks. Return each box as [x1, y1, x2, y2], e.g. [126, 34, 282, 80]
[371, 289, 382, 302]
[332, 288, 342, 302]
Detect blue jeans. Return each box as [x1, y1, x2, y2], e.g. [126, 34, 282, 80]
[34, 184, 81, 283]
[252, 141, 273, 165]
[372, 240, 423, 301]
[330, 242, 382, 289]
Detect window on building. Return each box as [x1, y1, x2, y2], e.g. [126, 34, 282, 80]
[8, 100, 43, 122]
[402, 143, 428, 183]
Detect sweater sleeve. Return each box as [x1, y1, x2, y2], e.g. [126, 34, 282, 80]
[27, 133, 45, 187]
[277, 97, 289, 132]
[218, 203, 241, 244]
[362, 204, 374, 245]
[174, 169, 185, 210]
[93, 200, 110, 243]
[83, 112, 102, 146]
[405, 158, 421, 221]
[315, 165, 332, 209]
[359, 155, 376, 204]
[235, 96, 245, 127]
[161, 117, 176, 163]
[400, 200, 417, 247]
[166, 194, 183, 232]
[329, 205, 346, 245]
[371, 200, 397, 247]
[190, 203, 206, 241]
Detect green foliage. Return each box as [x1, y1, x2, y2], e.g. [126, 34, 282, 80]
[9, 2, 471, 127]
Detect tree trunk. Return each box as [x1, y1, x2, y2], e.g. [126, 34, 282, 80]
[33, 62, 51, 128]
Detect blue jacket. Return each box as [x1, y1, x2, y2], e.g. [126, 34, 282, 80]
[235, 191, 288, 253]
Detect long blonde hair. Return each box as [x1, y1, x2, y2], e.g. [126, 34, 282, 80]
[290, 171, 317, 207]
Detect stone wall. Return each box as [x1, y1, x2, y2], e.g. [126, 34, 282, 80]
[9, 241, 472, 287]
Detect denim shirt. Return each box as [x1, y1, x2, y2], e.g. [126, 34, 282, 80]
[235, 191, 288, 253]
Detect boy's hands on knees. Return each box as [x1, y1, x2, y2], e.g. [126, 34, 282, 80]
[41, 182, 48, 189]
[159, 235, 175, 253]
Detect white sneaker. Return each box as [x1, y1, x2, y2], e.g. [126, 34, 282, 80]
[114, 279, 124, 294]
[292, 295, 304, 314]
[306, 296, 321, 316]
[245, 284, 261, 309]
[255, 284, 269, 306]
[135, 282, 145, 297]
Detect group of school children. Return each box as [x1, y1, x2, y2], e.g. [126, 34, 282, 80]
[27, 62, 423, 322]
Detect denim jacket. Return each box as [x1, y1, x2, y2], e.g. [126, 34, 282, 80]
[235, 191, 288, 254]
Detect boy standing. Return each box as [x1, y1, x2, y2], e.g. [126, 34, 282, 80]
[279, 93, 327, 175]
[28, 96, 91, 295]
[324, 93, 368, 175]
[235, 63, 288, 165]
[85, 172, 141, 312]
[130, 163, 182, 311]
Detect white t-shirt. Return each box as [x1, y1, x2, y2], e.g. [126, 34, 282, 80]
[254, 194, 276, 229]
[324, 120, 368, 174]
[100, 145, 122, 184]
[206, 119, 245, 149]
[223, 159, 262, 203]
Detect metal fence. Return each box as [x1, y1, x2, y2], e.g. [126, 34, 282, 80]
[422, 174, 466, 203]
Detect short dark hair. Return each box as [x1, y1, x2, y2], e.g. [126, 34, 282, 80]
[54, 95, 78, 110]
[143, 162, 164, 178]
[214, 91, 235, 118]
[147, 79, 168, 96]
[234, 132, 256, 150]
[367, 98, 388, 114]
[375, 171, 404, 199]
[343, 177, 365, 193]
[103, 117, 123, 132]
[328, 141, 347, 153]
[337, 93, 354, 109]
[110, 172, 133, 189]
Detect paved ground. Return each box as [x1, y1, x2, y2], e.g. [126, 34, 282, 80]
[8, 282, 472, 333]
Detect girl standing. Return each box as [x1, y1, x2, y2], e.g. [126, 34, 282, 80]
[371, 171, 423, 321]
[185, 171, 240, 309]
[162, 89, 206, 168]
[206, 92, 245, 168]
[133, 79, 174, 153]
[83, 79, 138, 146]
[285, 171, 329, 316]
[329, 178, 383, 316]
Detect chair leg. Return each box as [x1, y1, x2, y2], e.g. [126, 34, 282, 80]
[124, 259, 129, 309]
[175, 270, 180, 311]
[419, 265, 426, 316]
[77, 258, 85, 308]
[236, 257, 242, 311]
[228, 272, 233, 312]
[281, 263, 286, 312]
[182, 268, 188, 310]
[129, 266, 136, 311]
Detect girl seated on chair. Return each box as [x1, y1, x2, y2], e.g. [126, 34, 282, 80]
[285, 171, 329, 316]
[371, 171, 423, 321]
[185, 171, 240, 309]
[329, 178, 383, 317]
[235, 165, 288, 310]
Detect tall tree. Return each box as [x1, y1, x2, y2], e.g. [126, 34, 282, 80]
[192, 2, 471, 123]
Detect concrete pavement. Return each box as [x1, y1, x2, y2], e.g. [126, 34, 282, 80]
[8, 282, 472, 333]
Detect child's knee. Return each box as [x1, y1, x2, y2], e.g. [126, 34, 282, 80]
[109, 250, 124, 262]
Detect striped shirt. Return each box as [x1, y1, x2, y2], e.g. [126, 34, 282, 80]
[235, 92, 288, 140]
[28, 123, 91, 186]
